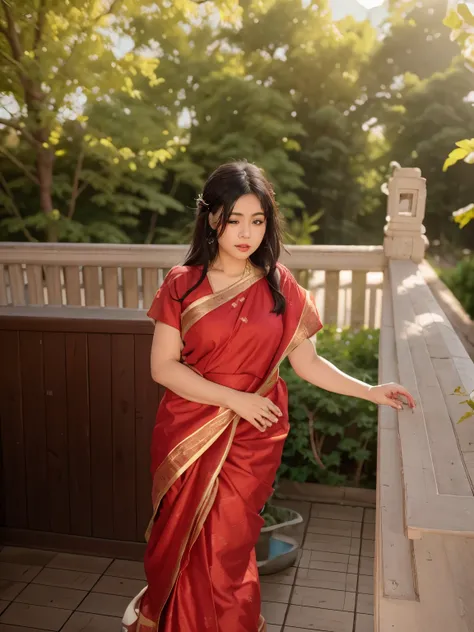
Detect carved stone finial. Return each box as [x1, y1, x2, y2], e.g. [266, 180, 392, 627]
[383, 166, 428, 263]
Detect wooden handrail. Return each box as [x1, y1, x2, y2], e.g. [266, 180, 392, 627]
[0, 242, 386, 270]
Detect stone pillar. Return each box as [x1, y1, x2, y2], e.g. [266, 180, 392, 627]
[383, 166, 428, 263]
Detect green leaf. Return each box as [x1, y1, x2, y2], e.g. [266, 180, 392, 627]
[457, 3, 474, 27]
[443, 147, 469, 171]
[443, 9, 464, 30]
[457, 411, 474, 424]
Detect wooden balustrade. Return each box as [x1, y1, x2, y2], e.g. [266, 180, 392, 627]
[376, 258, 474, 632]
[0, 243, 385, 328]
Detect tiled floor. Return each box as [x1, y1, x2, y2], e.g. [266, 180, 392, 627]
[0, 500, 375, 631]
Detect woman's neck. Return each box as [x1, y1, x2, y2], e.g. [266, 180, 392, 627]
[210, 251, 248, 277]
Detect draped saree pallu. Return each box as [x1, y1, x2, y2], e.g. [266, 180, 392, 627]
[122, 263, 323, 632]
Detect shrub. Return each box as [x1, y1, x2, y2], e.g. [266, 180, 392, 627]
[440, 256, 474, 319]
[279, 326, 379, 489]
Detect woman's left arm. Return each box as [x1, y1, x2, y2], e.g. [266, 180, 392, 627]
[288, 339, 416, 411]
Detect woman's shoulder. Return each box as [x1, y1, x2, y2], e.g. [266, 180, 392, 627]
[164, 264, 203, 288]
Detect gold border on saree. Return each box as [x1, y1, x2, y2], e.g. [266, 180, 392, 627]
[181, 267, 264, 337]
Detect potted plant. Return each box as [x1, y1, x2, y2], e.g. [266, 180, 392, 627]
[256, 497, 303, 574]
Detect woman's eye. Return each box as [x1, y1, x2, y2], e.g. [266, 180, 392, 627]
[253, 220, 265, 225]
[228, 220, 239, 224]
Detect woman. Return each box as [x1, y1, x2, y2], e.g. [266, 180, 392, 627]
[122, 161, 415, 632]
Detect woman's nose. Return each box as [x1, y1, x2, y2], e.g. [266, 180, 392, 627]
[239, 224, 251, 238]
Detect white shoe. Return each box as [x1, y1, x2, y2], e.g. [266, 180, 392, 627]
[121, 586, 148, 632]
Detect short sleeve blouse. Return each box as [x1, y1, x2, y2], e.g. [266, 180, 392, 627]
[146, 267, 185, 332]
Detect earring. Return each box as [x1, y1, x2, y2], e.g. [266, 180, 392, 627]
[207, 231, 216, 245]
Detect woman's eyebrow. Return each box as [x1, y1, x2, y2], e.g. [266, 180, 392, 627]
[230, 211, 265, 217]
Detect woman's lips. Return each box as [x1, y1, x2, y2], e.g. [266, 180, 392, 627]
[236, 245, 250, 252]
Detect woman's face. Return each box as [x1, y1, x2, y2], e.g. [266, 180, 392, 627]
[211, 194, 267, 261]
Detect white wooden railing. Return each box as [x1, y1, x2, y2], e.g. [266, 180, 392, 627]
[0, 242, 386, 329]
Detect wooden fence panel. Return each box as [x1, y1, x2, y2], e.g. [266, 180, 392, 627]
[103, 267, 119, 307]
[135, 335, 161, 538]
[20, 331, 49, 531]
[83, 266, 101, 307]
[112, 334, 137, 541]
[43, 332, 70, 533]
[0, 331, 27, 528]
[26, 265, 44, 305]
[88, 333, 114, 539]
[0, 265, 7, 305]
[143, 268, 158, 310]
[9, 264, 25, 305]
[123, 268, 139, 308]
[64, 266, 82, 306]
[66, 333, 92, 536]
[45, 266, 62, 305]
[351, 271, 367, 328]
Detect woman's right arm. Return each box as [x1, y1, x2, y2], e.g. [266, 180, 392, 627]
[151, 322, 282, 431]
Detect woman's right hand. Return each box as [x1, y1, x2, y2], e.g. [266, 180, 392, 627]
[227, 391, 282, 432]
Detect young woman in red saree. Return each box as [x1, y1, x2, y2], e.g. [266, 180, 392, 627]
[122, 161, 415, 632]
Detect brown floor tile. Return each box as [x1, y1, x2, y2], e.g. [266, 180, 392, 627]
[91, 576, 146, 598]
[0, 549, 56, 567]
[32, 568, 100, 592]
[0, 581, 27, 601]
[77, 593, 130, 618]
[0, 603, 71, 631]
[266, 626, 281, 632]
[291, 585, 355, 612]
[260, 582, 291, 604]
[15, 584, 86, 611]
[307, 518, 361, 538]
[46, 554, 112, 575]
[303, 533, 360, 556]
[359, 557, 374, 576]
[362, 522, 375, 540]
[296, 568, 357, 592]
[260, 567, 296, 586]
[0, 625, 50, 632]
[355, 613, 374, 632]
[356, 592, 374, 615]
[104, 560, 145, 581]
[357, 574, 374, 595]
[286, 604, 354, 632]
[0, 564, 41, 583]
[61, 612, 122, 632]
[310, 504, 363, 522]
[261, 601, 287, 625]
[361, 540, 375, 558]
[0, 603, 8, 616]
[299, 550, 359, 574]
[364, 508, 376, 524]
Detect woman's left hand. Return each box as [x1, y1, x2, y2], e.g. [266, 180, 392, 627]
[367, 382, 416, 411]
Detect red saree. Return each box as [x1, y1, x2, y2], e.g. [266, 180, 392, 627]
[122, 263, 322, 632]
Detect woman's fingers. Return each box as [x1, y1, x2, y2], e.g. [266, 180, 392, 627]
[265, 399, 282, 417]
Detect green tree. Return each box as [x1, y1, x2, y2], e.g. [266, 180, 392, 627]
[0, 0, 238, 242]
[442, 2, 474, 229]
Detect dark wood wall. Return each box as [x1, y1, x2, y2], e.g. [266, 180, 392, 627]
[0, 308, 163, 558]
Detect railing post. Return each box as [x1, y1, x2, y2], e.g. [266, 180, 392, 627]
[383, 166, 428, 263]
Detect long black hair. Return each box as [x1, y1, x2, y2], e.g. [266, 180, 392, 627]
[179, 160, 286, 314]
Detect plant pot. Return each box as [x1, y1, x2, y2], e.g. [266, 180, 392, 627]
[256, 506, 303, 573]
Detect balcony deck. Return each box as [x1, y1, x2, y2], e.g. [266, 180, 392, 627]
[0, 499, 374, 632]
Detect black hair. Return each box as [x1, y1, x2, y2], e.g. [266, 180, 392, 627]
[178, 160, 286, 314]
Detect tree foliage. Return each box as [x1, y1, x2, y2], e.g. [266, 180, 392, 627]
[1, 0, 474, 249]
